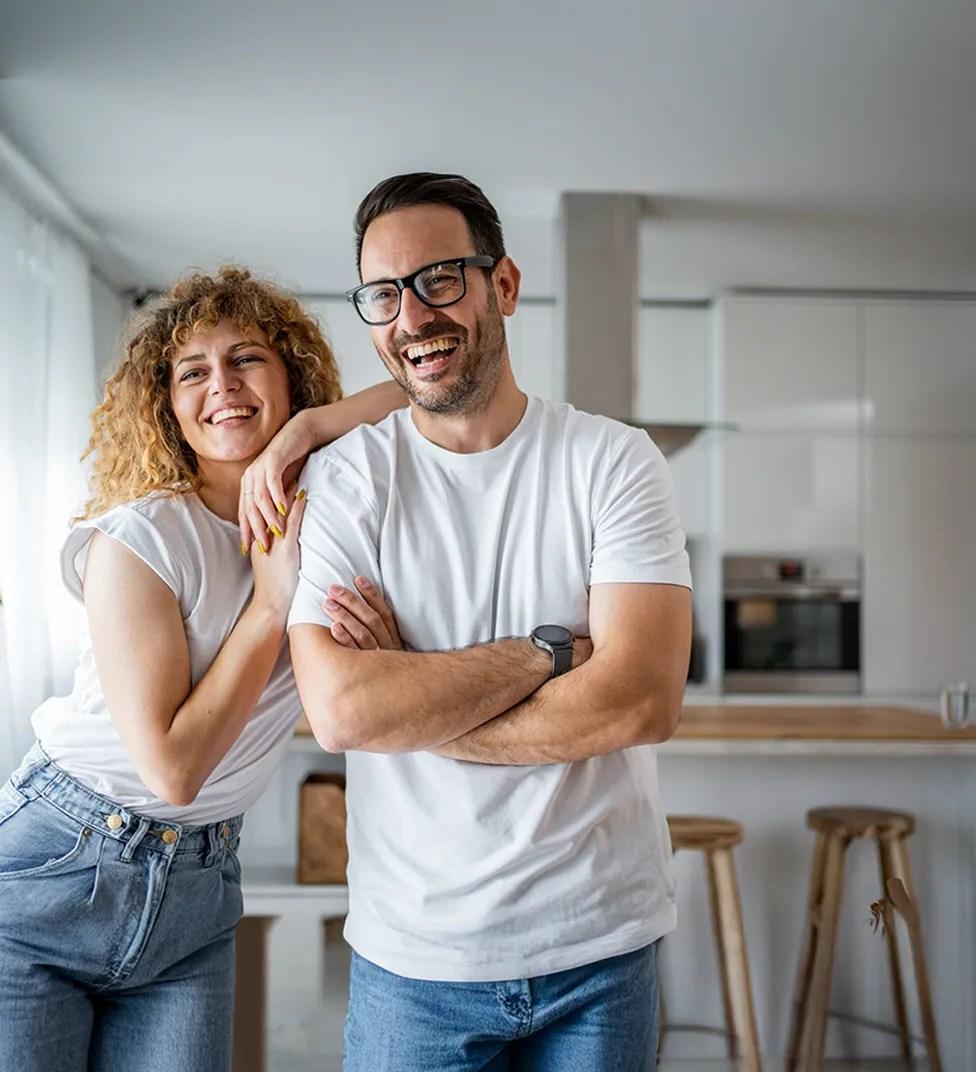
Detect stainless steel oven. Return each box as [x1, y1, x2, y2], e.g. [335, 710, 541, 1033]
[722, 552, 861, 694]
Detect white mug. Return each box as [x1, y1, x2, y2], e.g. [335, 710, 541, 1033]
[940, 681, 971, 729]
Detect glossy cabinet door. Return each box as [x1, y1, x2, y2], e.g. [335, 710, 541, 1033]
[635, 305, 711, 424]
[863, 437, 976, 695]
[718, 296, 861, 551]
[721, 297, 860, 430]
[863, 301, 976, 435]
[721, 431, 860, 551]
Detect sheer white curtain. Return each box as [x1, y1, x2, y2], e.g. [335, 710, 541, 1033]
[0, 181, 96, 779]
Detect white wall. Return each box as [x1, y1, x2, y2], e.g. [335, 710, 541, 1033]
[90, 273, 127, 382]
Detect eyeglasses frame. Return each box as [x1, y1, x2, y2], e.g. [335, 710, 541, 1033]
[345, 255, 497, 326]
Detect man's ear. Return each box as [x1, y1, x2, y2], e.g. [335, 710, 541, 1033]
[492, 256, 521, 317]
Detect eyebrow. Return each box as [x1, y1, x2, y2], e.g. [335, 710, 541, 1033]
[174, 340, 266, 369]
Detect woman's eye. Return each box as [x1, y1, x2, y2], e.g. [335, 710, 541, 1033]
[179, 369, 205, 382]
[234, 354, 263, 366]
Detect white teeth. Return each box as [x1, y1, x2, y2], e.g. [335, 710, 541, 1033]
[404, 337, 458, 362]
[210, 406, 257, 425]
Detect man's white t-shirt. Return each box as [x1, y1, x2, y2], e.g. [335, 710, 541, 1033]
[289, 396, 692, 982]
[32, 493, 299, 825]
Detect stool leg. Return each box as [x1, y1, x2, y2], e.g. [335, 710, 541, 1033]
[876, 836, 913, 1062]
[801, 833, 848, 1071]
[786, 832, 827, 1072]
[885, 837, 943, 1072]
[705, 847, 762, 1072]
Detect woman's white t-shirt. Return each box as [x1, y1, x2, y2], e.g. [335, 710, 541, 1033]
[32, 492, 299, 825]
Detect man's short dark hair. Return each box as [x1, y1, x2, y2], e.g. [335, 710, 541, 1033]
[354, 173, 506, 277]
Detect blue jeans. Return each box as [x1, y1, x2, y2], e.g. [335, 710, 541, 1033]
[344, 942, 660, 1071]
[0, 745, 244, 1072]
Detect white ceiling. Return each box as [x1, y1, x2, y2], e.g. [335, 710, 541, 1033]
[2, 0, 975, 296]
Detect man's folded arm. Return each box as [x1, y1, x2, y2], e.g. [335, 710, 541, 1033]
[289, 624, 553, 753]
[431, 582, 692, 765]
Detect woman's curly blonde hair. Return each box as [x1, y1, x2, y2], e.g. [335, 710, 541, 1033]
[80, 266, 342, 520]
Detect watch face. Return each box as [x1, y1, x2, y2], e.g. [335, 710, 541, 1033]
[534, 624, 573, 647]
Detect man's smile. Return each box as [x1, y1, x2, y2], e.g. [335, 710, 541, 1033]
[402, 336, 460, 368]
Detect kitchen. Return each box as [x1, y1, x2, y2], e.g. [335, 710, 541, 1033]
[1, 3, 975, 1070]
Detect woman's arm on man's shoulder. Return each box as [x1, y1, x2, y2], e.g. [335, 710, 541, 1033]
[239, 381, 407, 552]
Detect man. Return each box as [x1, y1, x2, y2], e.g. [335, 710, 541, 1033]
[288, 172, 692, 1071]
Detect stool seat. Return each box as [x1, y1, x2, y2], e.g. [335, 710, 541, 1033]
[806, 806, 914, 839]
[667, 815, 744, 851]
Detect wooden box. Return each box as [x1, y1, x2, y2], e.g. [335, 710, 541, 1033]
[297, 772, 348, 884]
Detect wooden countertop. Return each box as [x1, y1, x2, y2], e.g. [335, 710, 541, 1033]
[295, 705, 976, 755]
[676, 704, 976, 742]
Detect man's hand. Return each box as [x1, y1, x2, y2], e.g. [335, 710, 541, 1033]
[324, 577, 403, 650]
[328, 584, 593, 672]
[571, 637, 593, 669]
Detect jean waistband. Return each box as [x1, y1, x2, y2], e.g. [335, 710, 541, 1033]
[10, 742, 243, 861]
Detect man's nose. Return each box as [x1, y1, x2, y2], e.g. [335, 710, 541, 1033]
[396, 287, 437, 335]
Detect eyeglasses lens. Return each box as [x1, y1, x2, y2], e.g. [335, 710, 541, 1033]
[415, 264, 465, 305]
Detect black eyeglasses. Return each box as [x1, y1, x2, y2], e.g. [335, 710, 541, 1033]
[346, 256, 496, 326]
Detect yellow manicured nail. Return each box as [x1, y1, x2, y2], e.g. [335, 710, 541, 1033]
[258, 541, 268, 554]
[240, 541, 248, 557]
[270, 525, 283, 539]
[296, 488, 307, 501]
[276, 501, 287, 516]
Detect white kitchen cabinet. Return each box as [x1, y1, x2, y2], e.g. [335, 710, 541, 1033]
[507, 301, 559, 402]
[862, 437, 976, 696]
[720, 296, 860, 431]
[635, 305, 711, 423]
[305, 297, 381, 397]
[721, 431, 860, 552]
[863, 301, 976, 435]
[665, 434, 709, 538]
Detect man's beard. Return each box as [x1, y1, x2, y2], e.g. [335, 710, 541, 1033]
[380, 290, 507, 416]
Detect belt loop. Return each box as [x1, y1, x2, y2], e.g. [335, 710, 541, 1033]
[203, 823, 221, 867]
[120, 817, 152, 862]
[11, 745, 48, 788]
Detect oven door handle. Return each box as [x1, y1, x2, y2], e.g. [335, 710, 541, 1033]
[725, 587, 860, 601]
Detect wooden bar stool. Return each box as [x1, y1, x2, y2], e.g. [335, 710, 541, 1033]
[786, 806, 942, 1072]
[663, 815, 762, 1072]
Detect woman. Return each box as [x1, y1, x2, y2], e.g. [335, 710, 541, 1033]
[0, 266, 403, 1072]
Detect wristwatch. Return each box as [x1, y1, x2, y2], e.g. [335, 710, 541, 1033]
[531, 625, 575, 679]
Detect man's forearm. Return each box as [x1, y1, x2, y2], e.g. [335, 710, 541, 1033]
[432, 654, 681, 765]
[290, 627, 553, 753]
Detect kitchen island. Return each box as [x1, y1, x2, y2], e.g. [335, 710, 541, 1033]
[239, 703, 974, 1069]
[653, 702, 974, 1067]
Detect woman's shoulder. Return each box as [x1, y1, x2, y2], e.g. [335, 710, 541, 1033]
[63, 492, 199, 602]
[79, 491, 202, 537]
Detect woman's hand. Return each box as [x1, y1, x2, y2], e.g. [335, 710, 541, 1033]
[249, 486, 307, 622]
[323, 577, 403, 650]
[239, 412, 313, 554]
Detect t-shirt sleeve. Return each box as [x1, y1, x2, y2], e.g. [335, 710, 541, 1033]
[61, 503, 187, 604]
[288, 454, 382, 631]
[589, 429, 693, 589]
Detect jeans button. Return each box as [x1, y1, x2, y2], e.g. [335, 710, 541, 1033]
[106, 813, 124, 831]
[161, 829, 178, 845]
